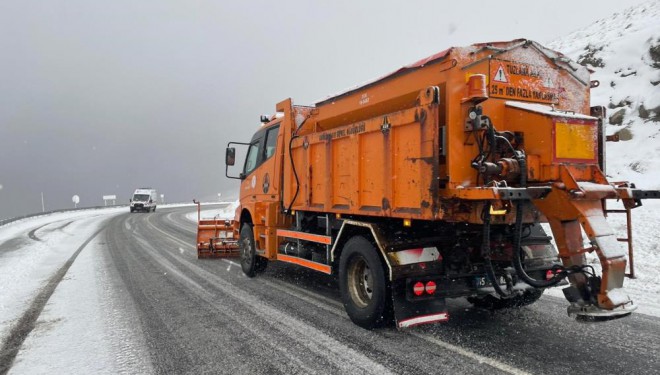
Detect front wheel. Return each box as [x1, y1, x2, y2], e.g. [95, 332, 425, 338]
[239, 224, 267, 277]
[339, 236, 392, 329]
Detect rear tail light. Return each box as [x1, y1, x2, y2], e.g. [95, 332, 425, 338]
[546, 269, 561, 280]
[425, 281, 436, 295]
[412, 280, 438, 297]
[413, 282, 425, 296]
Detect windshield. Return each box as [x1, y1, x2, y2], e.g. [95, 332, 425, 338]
[133, 194, 150, 201]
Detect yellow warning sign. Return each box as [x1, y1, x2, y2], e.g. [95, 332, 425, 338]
[489, 59, 558, 104]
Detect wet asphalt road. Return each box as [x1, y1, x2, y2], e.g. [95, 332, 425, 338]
[6, 205, 660, 374]
[99, 206, 660, 375]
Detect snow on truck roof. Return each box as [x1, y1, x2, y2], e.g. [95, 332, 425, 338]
[316, 39, 581, 106]
[505, 101, 597, 120]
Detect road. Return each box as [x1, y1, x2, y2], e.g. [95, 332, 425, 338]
[2, 205, 660, 374]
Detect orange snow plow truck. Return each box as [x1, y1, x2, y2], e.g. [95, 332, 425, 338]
[197, 39, 660, 329]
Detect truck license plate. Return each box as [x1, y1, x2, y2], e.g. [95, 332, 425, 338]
[474, 275, 506, 287]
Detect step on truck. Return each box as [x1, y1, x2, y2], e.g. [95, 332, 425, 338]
[196, 39, 660, 329]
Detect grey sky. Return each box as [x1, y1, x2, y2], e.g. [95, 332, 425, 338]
[0, 0, 651, 219]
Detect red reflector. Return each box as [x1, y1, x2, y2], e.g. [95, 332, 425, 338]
[425, 281, 437, 295]
[546, 270, 554, 280]
[413, 282, 425, 296]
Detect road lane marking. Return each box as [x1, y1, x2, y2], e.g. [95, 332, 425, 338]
[410, 332, 532, 375]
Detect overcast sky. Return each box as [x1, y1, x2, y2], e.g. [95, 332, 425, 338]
[0, 0, 653, 219]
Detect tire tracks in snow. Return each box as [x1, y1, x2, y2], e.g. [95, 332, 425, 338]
[27, 224, 48, 242]
[26, 220, 75, 242]
[0, 226, 106, 375]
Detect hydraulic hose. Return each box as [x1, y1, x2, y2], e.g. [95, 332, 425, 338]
[286, 135, 300, 214]
[482, 202, 513, 297]
[511, 154, 565, 288]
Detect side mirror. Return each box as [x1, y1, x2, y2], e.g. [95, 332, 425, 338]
[226, 147, 236, 166]
[149, 199, 153, 203]
[225, 141, 250, 180]
[129, 199, 132, 202]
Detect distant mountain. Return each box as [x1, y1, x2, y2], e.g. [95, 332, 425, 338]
[549, 0, 660, 188]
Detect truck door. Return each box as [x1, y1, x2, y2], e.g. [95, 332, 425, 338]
[242, 125, 280, 198]
[240, 124, 281, 252]
[257, 124, 280, 198]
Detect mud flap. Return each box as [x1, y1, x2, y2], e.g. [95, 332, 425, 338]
[392, 279, 448, 329]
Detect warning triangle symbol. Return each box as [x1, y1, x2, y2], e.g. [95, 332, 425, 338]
[543, 76, 554, 88]
[493, 64, 508, 83]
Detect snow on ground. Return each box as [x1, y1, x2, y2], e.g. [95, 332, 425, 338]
[185, 201, 239, 222]
[0, 204, 197, 343]
[0, 206, 158, 374]
[0, 207, 125, 342]
[7, 225, 153, 375]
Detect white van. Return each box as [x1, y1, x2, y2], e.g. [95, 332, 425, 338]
[130, 188, 158, 213]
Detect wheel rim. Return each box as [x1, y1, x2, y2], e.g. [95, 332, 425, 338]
[241, 236, 253, 267]
[347, 255, 373, 308]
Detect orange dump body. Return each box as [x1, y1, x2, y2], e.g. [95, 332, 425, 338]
[280, 40, 593, 223]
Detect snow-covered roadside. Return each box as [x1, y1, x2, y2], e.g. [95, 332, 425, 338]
[0, 207, 126, 342]
[7, 222, 152, 374]
[185, 201, 239, 222]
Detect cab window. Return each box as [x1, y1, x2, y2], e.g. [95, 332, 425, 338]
[263, 125, 279, 160]
[242, 123, 280, 176]
[244, 142, 261, 175]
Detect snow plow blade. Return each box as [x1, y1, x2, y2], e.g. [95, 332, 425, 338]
[193, 200, 240, 259]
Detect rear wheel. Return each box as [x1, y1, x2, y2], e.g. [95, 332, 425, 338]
[468, 288, 544, 310]
[339, 236, 392, 329]
[239, 224, 267, 277]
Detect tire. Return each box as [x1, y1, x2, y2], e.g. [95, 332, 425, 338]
[339, 236, 392, 329]
[468, 288, 544, 310]
[239, 224, 267, 277]
[130, 208, 134, 213]
[152, 206, 156, 212]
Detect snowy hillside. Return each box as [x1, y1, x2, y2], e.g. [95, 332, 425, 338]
[548, 0, 660, 188]
[544, 1, 660, 314]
